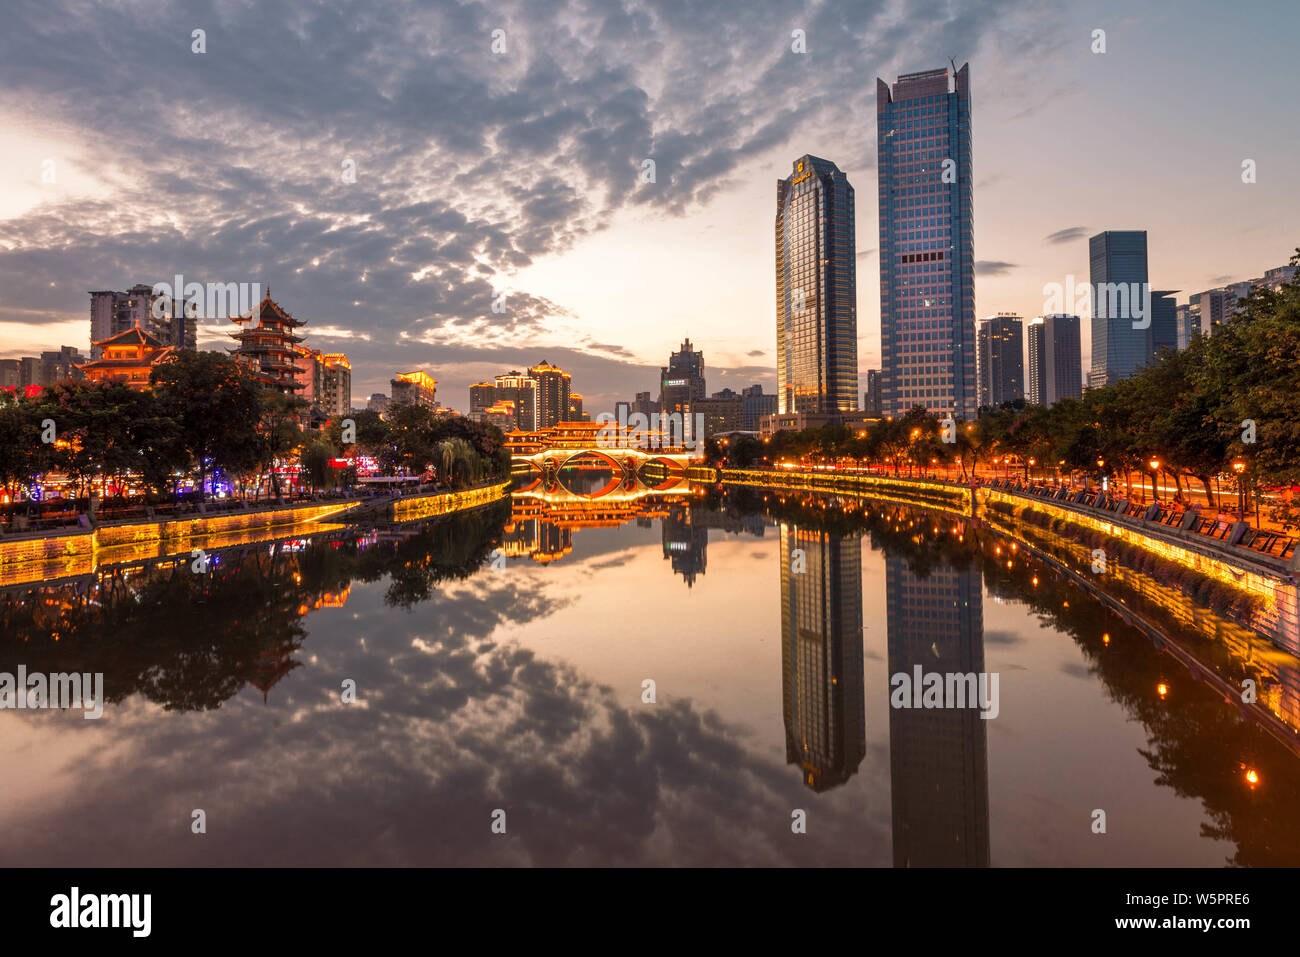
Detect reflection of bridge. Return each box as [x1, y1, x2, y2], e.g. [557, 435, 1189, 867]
[513, 446, 697, 499]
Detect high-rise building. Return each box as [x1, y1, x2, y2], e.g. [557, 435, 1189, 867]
[741, 384, 777, 432]
[877, 64, 975, 419]
[775, 156, 857, 415]
[660, 338, 706, 419]
[367, 393, 390, 414]
[976, 313, 1023, 408]
[390, 371, 437, 409]
[567, 393, 585, 421]
[864, 369, 883, 416]
[1175, 303, 1195, 350]
[691, 390, 743, 438]
[469, 382, 497, 415]
[1088, 230, 1152, 386]
[886, 552, 989, 866]
[495, 370, 540, 431]
[632, 391, 659, 420]
[0, 359, 18, 389]
[1026, 314, 1083, 406]
[780, 525, 865, 792]
[318, 354, 351, 419]
[529, 360, 571, 428]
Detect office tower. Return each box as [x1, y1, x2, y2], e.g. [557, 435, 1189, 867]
[568, 393, 585, 421]
[886, 552, 989, 866]
[1026, 314, 1082, 405]
[660, 338, 706, 418]
[1088, 230, 1153, 386]
[495, 370, 539, 431]
[775, 155, 857, 415]
[529, 360, 571, 428]
[390, 371, 437, 409]
[741, 384, 777, 431]
[229, 294, 306, 396]
[367, 393, 390, 414]
[780, 525, 866, 792]
[691, 390, 743, 437]
[865, 370, 883, 416]
[976, 313, 1023, 408]
[1150, 290, 1178, 355]
[877, 64, 975, 419]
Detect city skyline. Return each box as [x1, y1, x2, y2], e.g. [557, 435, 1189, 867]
[1, 1, 1297, 414]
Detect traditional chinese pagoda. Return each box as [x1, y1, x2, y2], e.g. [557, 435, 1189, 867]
[228, 292, 306, 394]
[77, 326, 176, 390]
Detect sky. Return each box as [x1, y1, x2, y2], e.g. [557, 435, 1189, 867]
[0, 0, 1296, 414]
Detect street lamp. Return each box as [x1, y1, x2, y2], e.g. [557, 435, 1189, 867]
[1232, 460, 1247, 518]
[1149, 458, 1161, 502]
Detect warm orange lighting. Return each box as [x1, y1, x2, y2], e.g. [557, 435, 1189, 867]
[1245, 768, 1259, 786]
[1232, 460, 1246, 474]
[1157, 682, 1169, 698]
[1149, 459, 1160, 472]
[1032, 576, 1039, 586]
[1102, 633, 1110, 645]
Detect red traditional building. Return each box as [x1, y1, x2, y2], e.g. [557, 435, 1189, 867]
[76, 326, 177, 390]
[229, 293, 306, 395]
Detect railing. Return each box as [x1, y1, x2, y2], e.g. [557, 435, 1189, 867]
[975, 477, 1297, 561]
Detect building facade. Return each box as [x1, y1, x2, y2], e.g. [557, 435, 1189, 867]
[1088, 230, 1151, 386]
[864, 369, 883, 416]
[976, 313, 1023, 409]
[77, 327, 175, 390]
[776, 156, 857, 415]
[741, 384, 777, 432]
[390, 371, 437, 409]
[495, 371, 540, 431]
[1026, 314, 1082, 406]
[877, 64, 975, 419]
[660, 338, 706, 419]
[528, 360, 571, 429]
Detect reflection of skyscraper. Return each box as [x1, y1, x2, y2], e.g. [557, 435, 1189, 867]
[886, 552, 989, 866]
[780, 526, 866, 792]
[662, 508, 708, 586]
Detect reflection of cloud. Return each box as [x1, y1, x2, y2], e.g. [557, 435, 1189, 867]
[0, 575, 889, 865]
[983, 629, 1025, 646]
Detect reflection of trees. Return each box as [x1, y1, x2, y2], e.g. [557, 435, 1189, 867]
[0, 501, 510, 712]
[976, 538, 1300, 866]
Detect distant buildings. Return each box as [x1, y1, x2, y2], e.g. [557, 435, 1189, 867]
[976, 314, 1023, 408]
[691, 389, 743, 438]
[775, 156, 857, 416]
[877, 64, 975, 419]
[1183, 265, 1297, 342]
[1026, 314, 1082, 406]
[469, 382, 497, 415]
[77, 328, 174, 390]
[494, 370, 540, 431]
[390, 371, 437, 409]
[89, 284, 194, 358]
[1, 346, 86, 391]
[660, 338, 706, 419]
[367, 393, 390, 414]
[568, 393, 586, 421]
[741, 384, 777, 431]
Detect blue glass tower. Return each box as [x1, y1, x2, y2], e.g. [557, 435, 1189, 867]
[1089, 230, 1150, 386]
[877, 63, 975, 419]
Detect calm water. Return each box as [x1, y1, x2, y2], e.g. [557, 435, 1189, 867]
[2, 482, 1298, 867]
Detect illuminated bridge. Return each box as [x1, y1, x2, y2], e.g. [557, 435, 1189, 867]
[506, 422, 699, 499]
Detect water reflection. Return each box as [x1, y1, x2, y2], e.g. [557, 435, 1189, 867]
[4, 486, 1300, 865]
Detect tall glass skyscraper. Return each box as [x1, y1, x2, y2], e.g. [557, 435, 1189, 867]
[1027, 314, 1083, 405]
[877, 64, 975, 419]
[775, 155, 857, 414]
[1089, 230, 1150, 387]
[976, 313, 1023, 408]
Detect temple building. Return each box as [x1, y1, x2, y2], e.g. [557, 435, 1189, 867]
[229, 294, 307, 395]
[76, 326, 177, 390]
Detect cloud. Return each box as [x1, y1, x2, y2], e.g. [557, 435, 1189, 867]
[975, 260, 1018, 276]
[1045, 227, 1089, 245]
[746, 349, 765, 357]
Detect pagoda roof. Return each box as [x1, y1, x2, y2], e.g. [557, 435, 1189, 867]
[90, 324, 164, 349]
[230, 293, 306, 327]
